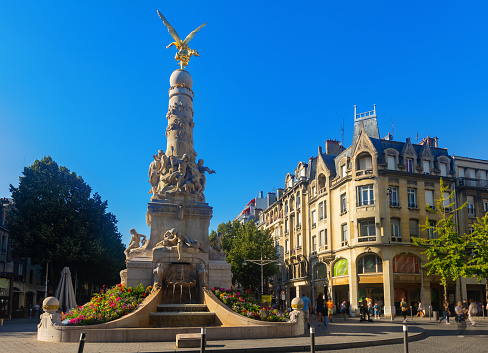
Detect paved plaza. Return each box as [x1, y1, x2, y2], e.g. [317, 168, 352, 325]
[0, 315, 487, 353]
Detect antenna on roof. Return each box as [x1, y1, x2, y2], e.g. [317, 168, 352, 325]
[416, 133, 419, 144]
[391, 118, 394, 140]
[340, 118, 344, 146]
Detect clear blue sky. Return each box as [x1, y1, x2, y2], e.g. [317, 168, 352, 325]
[1, 1, 487, 247]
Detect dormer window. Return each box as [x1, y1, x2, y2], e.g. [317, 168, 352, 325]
[288, 179, 293, 188]
[341, 164, 347, 178]
[357, 154, 372, 170]
[300, 168, 306, 177]
[406, 158, 413, 172]
[440, 163, 447, 177]
[387, 156, 396, 170]
[423, 160, 430, 174]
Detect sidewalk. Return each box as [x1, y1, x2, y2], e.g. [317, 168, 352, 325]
[1, 315, 486, 353]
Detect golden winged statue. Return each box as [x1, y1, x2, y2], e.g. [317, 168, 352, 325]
[157, 10, 206, 69]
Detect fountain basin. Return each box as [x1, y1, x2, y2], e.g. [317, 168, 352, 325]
[150, 312, 216, 327]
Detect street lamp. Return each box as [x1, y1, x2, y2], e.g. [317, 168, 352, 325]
[244, 253, 280, 298]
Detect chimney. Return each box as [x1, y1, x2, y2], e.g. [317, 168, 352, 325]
[325, 139, 345, 155]
[276, 188, 284, 200]
[267, 192, 277, 207]
[419, 135, 439, 148]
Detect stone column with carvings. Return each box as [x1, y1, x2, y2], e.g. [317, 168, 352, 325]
[166, 69, 195, 158]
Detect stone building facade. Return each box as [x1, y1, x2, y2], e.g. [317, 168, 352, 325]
[0, 198, 44, 319]
[452, 156, 488, 303]
[257, 106, 486, 316]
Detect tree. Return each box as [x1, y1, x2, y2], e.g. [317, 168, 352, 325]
[212, 220, 278, 293]
[8, 156, 125, 300]
[412, 179, 469, 302]
[465, 212, 488, 306]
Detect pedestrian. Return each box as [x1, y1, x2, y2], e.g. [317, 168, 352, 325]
[360, 297, 368, 322]
[455, 301, 465, 323]
[400, 297, 408, 323]
[439, 300, 450, 324]
[467, 298, 477, 326]
[315, 292, 325, 326]
[340, 300, 347, 320]
[368, 299, 373, 317]
[301, 293, 311, 330]
[416, 301, 424, 317]
[326, 297, 334, 323]
[477, 301, 482, 317]
[374, 300, 380, 319]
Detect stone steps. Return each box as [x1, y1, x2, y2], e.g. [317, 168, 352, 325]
[157, 304, 208, 312]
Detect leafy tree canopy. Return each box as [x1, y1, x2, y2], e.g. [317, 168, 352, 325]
[465, 212, 488, 303]
[211, 220, 278, 293]
[412, 179, 468, 301]
[8, 156, 125, 292]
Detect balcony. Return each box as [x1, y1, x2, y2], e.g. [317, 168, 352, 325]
[356, 169, 374, 177]
[358, 236, 376, 243]
[318, 245, 328, 253]
[457, 177, 488, 190]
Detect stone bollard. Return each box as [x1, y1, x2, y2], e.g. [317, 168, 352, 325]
[37, 297, 63, 342]
[290, 297, 305, 334]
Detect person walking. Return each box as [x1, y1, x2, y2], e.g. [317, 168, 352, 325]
[340, 300, 347, 320]
[439, 300, 450, 324]
[468, 298, 478, 326]
[326, 298, 334, 323]
[400, 297, 408, 323]
[301, 293, 311, 330]
[374, 300, 380, 320]
[315, 293, 325, 326]
[416, 301, 424, 317]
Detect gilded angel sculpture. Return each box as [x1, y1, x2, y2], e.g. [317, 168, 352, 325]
[157, 10, 206, 69]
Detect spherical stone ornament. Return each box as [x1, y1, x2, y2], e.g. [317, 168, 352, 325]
[42, 296, 59, 314]
[170, 69, 193, 89]
[291, 297, 304, 310]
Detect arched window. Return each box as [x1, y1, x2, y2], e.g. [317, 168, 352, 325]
[314, 263, 327, 280]
[333, 258, 348, 276]
[392, 255, 420, 273]
[318, 174, 326, 190]
[357, 153, 373, 170]
[357, 254, 383, 274]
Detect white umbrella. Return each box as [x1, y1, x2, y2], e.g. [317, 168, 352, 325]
[55, 267, 77, 312]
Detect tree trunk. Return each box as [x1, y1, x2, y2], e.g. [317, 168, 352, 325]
[444, 284, 447, 303]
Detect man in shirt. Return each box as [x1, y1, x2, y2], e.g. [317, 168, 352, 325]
[468, 299, 477, 326]
[400, 297, 408, 323]
[326, 298, 334, 323]
[301, 293, 311, 330]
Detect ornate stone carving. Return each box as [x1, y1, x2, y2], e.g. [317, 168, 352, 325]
[120, 269, 127, 286]
[148, 149, 215, 197]
[208, 263, 231, 270]
[155, 228, 203, 260]
[197, 263, 208, 287]
[177, 204, 184, 220]
[126, 261, 154, 269]
[124, 229, 147, 260]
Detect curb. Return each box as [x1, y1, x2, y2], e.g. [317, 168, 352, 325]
[139, 329, 426, 353]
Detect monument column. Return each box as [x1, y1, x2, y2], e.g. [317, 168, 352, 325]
[166, 70, 195, 158]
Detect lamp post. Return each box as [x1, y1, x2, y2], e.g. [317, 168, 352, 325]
[244, 252, 280, 298]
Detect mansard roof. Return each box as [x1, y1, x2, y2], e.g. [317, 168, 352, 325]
[373, 138, 451, 163]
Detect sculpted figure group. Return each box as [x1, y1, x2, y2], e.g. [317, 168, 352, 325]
[149, 149, 215, 197]
[155, 228, 203, 260]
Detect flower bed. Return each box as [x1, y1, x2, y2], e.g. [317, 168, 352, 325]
[212, 287, 289, 322]
[61, 283, 152, 326]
